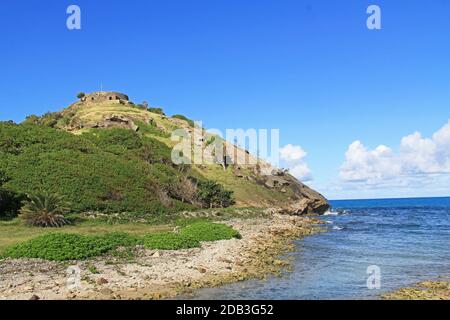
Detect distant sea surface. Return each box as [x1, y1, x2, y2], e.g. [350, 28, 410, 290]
[186, 197, 450, 299]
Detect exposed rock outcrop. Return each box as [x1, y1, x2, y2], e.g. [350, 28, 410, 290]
[262, 173, 329, 215]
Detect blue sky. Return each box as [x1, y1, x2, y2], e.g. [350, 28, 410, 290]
[1, 1, 449, 199]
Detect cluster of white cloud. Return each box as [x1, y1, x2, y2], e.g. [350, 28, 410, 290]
[279, 144, 312, 181]
[340, 119, 450, 185]
[277, 120, 450, 198]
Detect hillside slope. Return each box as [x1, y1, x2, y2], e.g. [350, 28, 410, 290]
[1, 92, 329, 216]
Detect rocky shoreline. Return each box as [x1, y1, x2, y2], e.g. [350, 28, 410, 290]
[0, 214, 325, 300]
[383, 280, 450, 300]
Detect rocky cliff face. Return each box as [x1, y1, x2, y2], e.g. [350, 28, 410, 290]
[56, 91, 330, 215]
[230, 166, 330, 215]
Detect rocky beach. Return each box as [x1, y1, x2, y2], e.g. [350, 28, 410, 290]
[0, 214, 324, 300]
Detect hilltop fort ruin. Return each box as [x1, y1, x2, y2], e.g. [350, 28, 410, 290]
[80, 91, 130, 104]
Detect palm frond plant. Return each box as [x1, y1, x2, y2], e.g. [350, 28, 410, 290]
[20, 192, 71, 227]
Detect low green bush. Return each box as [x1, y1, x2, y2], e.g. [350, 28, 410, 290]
[2, 222, 241, 260]
[180, 221, 241, 242]
[93, 232, 142, 248]
[0, 189, 24, 218]
[147, 107, 165, 115]
[4, 232, 141, 261]
[171, 114, 195, 127]
[143, 232, 199, 250]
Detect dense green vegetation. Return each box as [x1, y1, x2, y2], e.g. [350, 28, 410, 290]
[143, 232, 199, 250]
[22, 112, 62, 128]
[0, 121, 234, 219]
[3, 232, 141, 261]
[180, 221, 241, 242]
[0, 189, 22, 218]
[0, 170, 23, 218]
[2, 221, 240, 260]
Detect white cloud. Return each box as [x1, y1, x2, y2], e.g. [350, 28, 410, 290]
[340, 141, 401, 182]
[280, 144, 307, 161]
[280, 144, 312, 181]
[339, 119, 450, 192]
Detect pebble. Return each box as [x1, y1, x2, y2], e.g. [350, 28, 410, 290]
[99, 288, 113, 295]
[96, 278, 109, 285]
[197, 267, 207, 274]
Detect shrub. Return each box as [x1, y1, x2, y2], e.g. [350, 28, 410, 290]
[4, 232, 141, 261]
[21, 115, 41, 126]
[0, 122, 231, 216]
[0, 170, 9, 186]
[168, 176, 198, 205]
[143, 232, 199, 250]
[20, 192, 70, 227]
[138, 101, 149, 110]
[77, 92, 86, 99]
[138, 138, 172, 164]
[147, 107, 165, 115]
[21, 113, 62, 128]
[180, 221, 241, 242]
[171, 114, 194, 127]
[0, 189, 24, 218]
[92, 232, 142, 248]
[196, 180, 235, 208]
[0, 124, 163, 214]
[88, 128, 143, 154]
[134, 120, 169, 138]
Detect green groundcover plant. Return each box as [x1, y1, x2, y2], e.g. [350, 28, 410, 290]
[143, 232, 200, 250]
[4, 232, 142, 261]
[2, 221, 241, 261]
[180, 221, 241, 242]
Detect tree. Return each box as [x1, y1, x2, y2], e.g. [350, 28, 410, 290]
[77, 92, 86, 100]
[196, 180, 234, 209]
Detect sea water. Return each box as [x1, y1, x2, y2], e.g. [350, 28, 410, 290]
[186, 197, 450, 299]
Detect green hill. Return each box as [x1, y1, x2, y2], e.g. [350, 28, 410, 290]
[0, 91, 329, 218]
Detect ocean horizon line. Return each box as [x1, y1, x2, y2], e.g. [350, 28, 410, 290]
[328, 195, 450, 202]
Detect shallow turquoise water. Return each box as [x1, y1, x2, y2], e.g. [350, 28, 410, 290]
[186, 197, 450, 299]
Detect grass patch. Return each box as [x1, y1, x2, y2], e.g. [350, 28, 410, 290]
[180, 221, 241, 242]
[197, 166, 290, 207]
